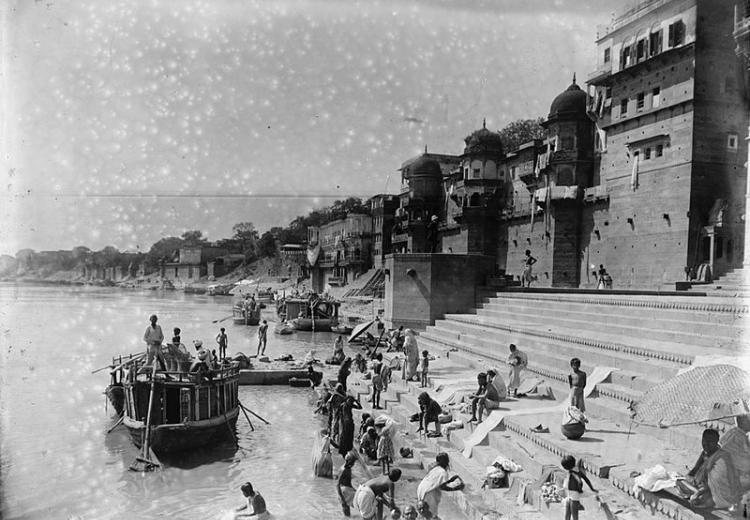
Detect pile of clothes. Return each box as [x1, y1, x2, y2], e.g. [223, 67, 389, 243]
[540, 482, 565, 503]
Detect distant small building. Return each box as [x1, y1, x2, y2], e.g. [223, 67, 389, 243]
[207, 253, 245, 279]
[162, 246, 232, 282]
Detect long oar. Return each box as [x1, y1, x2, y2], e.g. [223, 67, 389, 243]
[239, 401, 270, 425]
[92, 352, 146, 374]
[212, 314, 234, 324]
[238, 403, 255, 431]
[130, 364, 160, 471]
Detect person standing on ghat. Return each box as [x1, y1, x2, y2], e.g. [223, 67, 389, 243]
[256, 320, 268, 357]
[568, 358, 587, 412]
[521, 249, 537, 288]
[506, 343, 527, 397]
[215, 327, 228, 360]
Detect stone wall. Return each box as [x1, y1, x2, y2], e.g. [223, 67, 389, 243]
[384, 253, 494, 330]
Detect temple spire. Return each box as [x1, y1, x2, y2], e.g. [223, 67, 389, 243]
[424, 145, 428, 154]
[482, 117, 486, 129]
[572, 72, 577, 85]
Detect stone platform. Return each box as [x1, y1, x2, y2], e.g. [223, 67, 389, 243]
[352, 289, 748, 519]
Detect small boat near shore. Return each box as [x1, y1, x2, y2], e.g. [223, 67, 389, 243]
[105, 353, 240, 456]
[276, 295, 340, 332]
[232, 304, 262, 325]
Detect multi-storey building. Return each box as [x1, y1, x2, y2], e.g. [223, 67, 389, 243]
[370, 194, 400, 268]
[309, 0, 747, 291]
[308, 214, 373, 291]
[583, 0, 747, 287]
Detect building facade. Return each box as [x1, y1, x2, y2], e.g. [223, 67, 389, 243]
[388, 0, 747, 290]
[309, 214, 373, 291]
[370, 194, 400, 267]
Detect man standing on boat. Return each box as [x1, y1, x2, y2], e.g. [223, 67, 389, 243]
[143, 314, 167, 372]
[256, 320, 268, 357]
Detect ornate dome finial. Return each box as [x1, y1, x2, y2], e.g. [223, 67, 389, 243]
[572, 72, 577, 85]
[482, 118, 486, 129]
[424, 145, 428, 154]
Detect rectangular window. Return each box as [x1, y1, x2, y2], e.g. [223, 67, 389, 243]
[668, 20, 684, 47]
[728, 133, 739, 150]
[649, 30, 662, 56]
[603, 47, 611, 63]
[636, 39, 646, 61]
[652, 87, 661, 108]
[637, 92, 645, 110]
[644, 147, 651, 159]
[472, 168, 481, 179]
[656, 144, 663, 157]
[605, 87, 612, 99]
[620, 98, 628, 116]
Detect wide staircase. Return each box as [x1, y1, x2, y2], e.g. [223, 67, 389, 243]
[709, 267, 750, 297]
[357, 289, 748, 520]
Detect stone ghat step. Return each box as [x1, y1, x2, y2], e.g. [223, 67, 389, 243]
[415, 337, 729, 449]
[473, 305, 744, 353]
[357, 348, 723, 520]
[377, 374, 712, 520]
[426, 321, 685, 382]
[419, 330, 660, 395]
[479, 297, 745, 341]
[440, 313, 696, 366]
[483, 291, 749, 319]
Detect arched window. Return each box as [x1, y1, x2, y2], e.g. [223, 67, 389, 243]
[469, 193, 482, 207]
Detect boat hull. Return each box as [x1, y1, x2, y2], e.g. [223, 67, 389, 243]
[106, 384, 125, 416]
[291, 318, 335, 332]
[123, 408, 240, 454]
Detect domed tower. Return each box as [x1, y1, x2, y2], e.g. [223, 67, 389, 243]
[536, 75, 596, 288]
[442, 120, 505, 256]
[543, 75, 595, 188]
[404, 154, 443, 204]
[392, 151, 459, 254]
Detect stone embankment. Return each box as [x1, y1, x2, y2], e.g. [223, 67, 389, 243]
[347, 289, 747, 520]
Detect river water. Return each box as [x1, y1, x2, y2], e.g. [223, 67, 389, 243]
[0, 284, 369, 520]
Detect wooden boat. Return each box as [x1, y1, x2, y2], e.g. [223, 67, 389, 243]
[232, 304, 262, 326]
[331, 324, 353, 334]
[274, 322, 294, 335]
[277, 296, 340, 332]
[106, 353, 241, 455]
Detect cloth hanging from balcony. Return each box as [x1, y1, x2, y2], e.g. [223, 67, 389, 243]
[630, 152, 639, 191]
[534, 151, 550, 178]
[530, 190, 537, 231]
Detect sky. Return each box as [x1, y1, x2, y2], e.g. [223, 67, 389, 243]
[1, 0, 626, 255]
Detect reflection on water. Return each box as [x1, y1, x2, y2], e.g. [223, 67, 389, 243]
[0, 284, 364, 519]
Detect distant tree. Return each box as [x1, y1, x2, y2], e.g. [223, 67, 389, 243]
[181, 230, 208, 246]
[497, 118, 546, 152]
[93, 246, 121, 267]
[329, 197, 370, 220]
[232, 222, 259, 262]
[72, 246, 92, 260]
[145, 236, 184, 267]
[257, 231, 277, 258]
